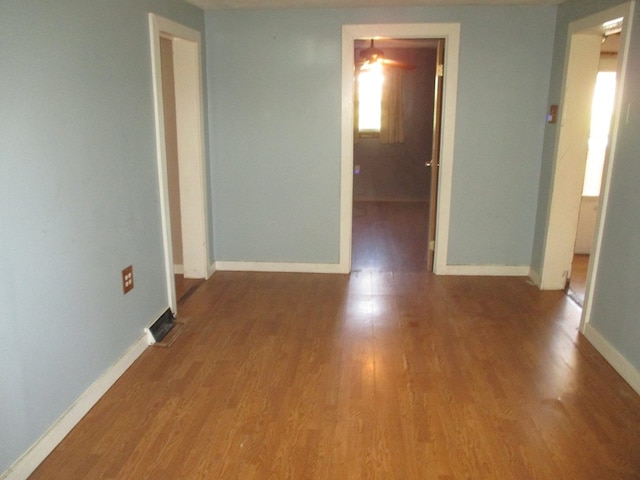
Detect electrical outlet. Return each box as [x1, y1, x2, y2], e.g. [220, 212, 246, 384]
[122, 265, 134, 294]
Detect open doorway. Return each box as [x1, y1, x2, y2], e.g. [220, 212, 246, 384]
[340, 23, 460, 275]
[351, 38, 440, 273]
[149, 14, 210, 314]
[568, 35, 618, 306]
[159, 36, 207, 305]
[536, 2, 633, 331]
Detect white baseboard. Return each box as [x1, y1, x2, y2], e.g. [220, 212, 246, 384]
[528, 267, 541, 287]
[1, 335, 148, 480]
[214, 261, 527, 277]
[583, 323, 640, 396]
[438, 264, 530, 276]
[215, 261, 348, 274]
[207, 262, 216, 279]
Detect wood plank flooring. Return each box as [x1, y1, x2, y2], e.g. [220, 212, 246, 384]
[175, 274, 205, 306]
[568, 254, 589, 307]
[29, 203, 640, 479]
[352, 201, 429, 273]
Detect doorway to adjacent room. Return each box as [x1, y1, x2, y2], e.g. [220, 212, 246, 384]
[341, 23, 460, 275]
[351, 37, 442, 274]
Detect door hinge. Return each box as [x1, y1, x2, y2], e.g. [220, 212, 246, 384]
[429, 240, 435, 251]
[436, 64, 444, 77]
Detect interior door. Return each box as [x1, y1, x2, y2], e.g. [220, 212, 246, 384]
[427, 39, 445, 271]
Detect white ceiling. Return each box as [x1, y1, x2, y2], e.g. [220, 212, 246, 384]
[186, 0, 563, 10]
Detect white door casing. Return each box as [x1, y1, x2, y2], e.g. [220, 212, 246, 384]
[149, 14, 210, 313]
[537, 3, 634, 331]
[341, 23, 460, 274]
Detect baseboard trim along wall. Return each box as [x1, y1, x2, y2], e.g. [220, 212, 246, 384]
[1, 335, 149, 480]
[207, 262, 216, 279]
[215, 261, 348, 274]
[528, 267, 541, 287]
[215, 262, 528, 277]
[583, 323, 640, 396]
[438, 265, 531, 276]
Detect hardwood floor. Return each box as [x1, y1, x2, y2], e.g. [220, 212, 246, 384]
[175, 274, 205, 306]
[568, 254, 589, 307]
[29, 204, 640, 479]
[352, 201, 429, 273]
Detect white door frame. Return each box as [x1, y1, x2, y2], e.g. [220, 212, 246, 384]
[340, 23, 460, 274]
[537, 2, 634, 332]
[149, 14, 210, 313]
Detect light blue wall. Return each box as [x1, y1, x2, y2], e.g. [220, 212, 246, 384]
[0, 0, 205, 474]
[532, 0, 640, 379]
[205, 5, 557, 266]
[206, 9, 344, 264]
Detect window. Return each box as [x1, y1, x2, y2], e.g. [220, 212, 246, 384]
[583, 71, 616, 197]
[357, 63, 384, 133]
